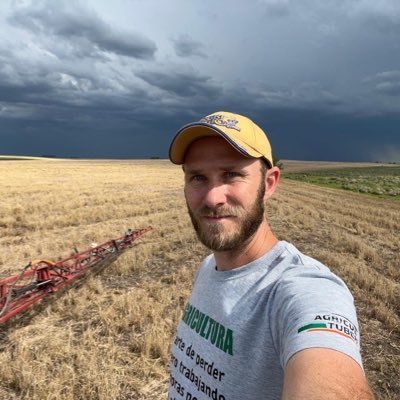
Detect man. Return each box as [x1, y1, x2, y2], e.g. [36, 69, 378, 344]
[168, 111, 374, 400]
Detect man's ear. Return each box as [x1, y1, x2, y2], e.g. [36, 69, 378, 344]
[264, 166, 280, 201]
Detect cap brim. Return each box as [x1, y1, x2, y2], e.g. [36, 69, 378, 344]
[169, 123, 263, 164]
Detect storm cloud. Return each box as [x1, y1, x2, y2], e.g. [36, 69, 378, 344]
[136, 65, 220, 98]
[172, 35, 207, 58]
[8, 0, 157, 60]
[0, 0, 399, 161]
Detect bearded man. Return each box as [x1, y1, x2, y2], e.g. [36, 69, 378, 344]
[168, 111, 374, 400]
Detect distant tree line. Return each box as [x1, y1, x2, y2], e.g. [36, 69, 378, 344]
[273, 154, 284, 169]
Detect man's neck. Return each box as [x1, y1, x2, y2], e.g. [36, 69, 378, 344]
[214, 222, 278, 271]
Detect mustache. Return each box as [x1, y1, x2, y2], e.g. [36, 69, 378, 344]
[198, 206, 241, 218]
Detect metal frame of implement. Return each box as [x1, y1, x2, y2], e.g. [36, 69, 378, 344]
[0, 227, 152, 324]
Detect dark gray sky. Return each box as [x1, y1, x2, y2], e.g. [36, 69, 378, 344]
[1, 0, 399, 161]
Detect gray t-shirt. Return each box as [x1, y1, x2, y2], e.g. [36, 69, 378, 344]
[169, 241, 362, 400]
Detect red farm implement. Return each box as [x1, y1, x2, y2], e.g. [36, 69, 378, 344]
[0, 227, 152, 324]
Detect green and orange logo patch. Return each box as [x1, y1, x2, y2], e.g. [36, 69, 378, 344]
[298, 314, 359, 344]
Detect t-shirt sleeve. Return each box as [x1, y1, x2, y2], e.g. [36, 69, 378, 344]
[271, 265, 363, 369]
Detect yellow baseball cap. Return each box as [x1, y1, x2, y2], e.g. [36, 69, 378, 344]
[169, 111, 273, 167]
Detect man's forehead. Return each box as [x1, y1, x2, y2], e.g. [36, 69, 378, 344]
[183, 161, 250, 174]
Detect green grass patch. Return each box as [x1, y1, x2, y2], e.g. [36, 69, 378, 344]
[283, 166, 400, 200]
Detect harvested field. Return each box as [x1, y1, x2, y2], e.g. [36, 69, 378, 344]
[0, 159, 398, 399]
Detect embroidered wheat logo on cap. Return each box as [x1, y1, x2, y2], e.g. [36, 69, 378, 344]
[200, 114, 241, 131]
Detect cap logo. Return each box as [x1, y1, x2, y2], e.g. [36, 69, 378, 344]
[200, 114, 241, 132]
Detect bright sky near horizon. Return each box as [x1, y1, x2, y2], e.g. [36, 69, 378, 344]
[0, 0, 399, 161]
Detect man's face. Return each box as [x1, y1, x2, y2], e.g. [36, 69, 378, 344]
[183, 136, 266, 252]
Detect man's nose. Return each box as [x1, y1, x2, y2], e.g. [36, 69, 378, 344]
[203, 183, 228, 208]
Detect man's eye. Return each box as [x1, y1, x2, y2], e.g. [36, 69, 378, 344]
[225, 172, 241, 178]
[191, 175, 207, 182]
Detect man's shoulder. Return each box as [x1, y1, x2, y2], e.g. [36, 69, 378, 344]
[192, 253, 215, 283]
[277, 242, 338, 276]
[273, 241, 352, 298]
[277, 241, 329, 270]
[199, 253, 214, 269]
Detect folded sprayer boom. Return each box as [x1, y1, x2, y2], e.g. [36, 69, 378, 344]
[0, 227, 152, 324]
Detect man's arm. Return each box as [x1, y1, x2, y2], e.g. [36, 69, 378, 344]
[282, 348, 375, 399]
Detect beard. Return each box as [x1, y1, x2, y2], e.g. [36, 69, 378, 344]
[186, 179, 266, 252]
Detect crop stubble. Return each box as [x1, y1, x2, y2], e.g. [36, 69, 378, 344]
[0, 160, 398, 399]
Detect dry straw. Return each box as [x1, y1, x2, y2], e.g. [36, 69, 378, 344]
[0, 159, 398, 399]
